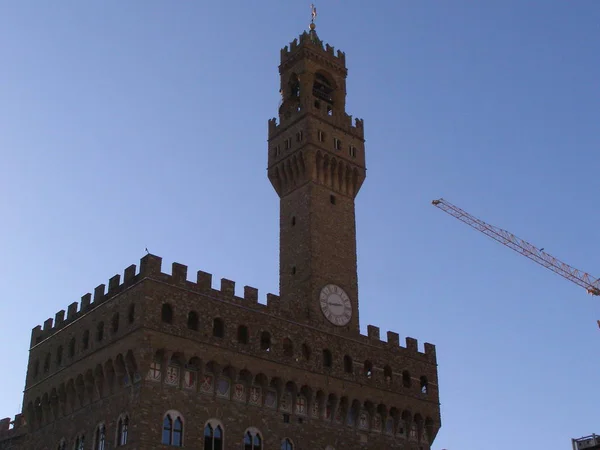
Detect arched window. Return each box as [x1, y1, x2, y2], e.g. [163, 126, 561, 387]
[161, 304, 173, 324]
[243, 428, 262, 450]
[117, 415, 129, 446]
[343, 355, 353, 373]
[56, 345, 63, 366]
[420, 376, 429, 394]
[68, 338, 76, 358]
[384, 365, 393, 383]
[127, 303, 135, 324]
[82, 330, 90, 350]
[162, 412, 183, 446]
[260, 331, 271, 351]
[96, 322, 104, 342]
[281, 438, 294, 450]
[204, 421, 224, 450]
[301, 343, 311, 360]
[237, 325, 249, 344]
[187, 311, 199, 331]
[364, 360, 373, 379]
[57, 439, 66, 450]
[282, 338, 293, 357]
[402, 370, 411, 388]
[32, 359, 39, 379]
[94, 424, 106, 450]
[212, 318, 224, 338]
[313, 72, 334, 104]
[112, 312, 120, 334]
[322, 349, 332, 368]
[289, 73, 300, 98]
[43, 353, 51, 373]
[74, 435, 85, 450]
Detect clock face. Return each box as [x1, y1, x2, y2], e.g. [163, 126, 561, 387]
[319, 284, 352, 326]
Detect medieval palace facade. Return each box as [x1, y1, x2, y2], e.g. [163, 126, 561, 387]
[0, 23, 441, 450]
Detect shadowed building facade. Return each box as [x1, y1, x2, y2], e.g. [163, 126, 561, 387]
[0, 23, 441, 450]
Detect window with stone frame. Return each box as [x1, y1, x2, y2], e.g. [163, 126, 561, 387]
[260, 331, 271, 352]
[127, 303, 135, 324]
[212, 318, 225, 338]
[282, 338, 294, 357]
[364, 360, 373, 379]
[111, 312, 120, 334]
[43, 353, 51, 373]
[56, 345, 63, 366]
[343, 355, 353, 373]
[96, 322, 104, 342]
[161, 303, 173, 324]
[187, 311, 199, 331]
[402, 370, 411, 388]
[237, 325, 249, 344]
[420, 375, 429, 394]
[322, 349, 333, 368]
[243, 428, 263, 450]
[281, 438, 294, 450]
[68, 338, 76, 358]
[74, 434, 85, 450]
[94, 423, 106, 450]
[384, 365, 393, 384]
[82, 330, 89, 350]
[162, 411, 183, 447]
[203, 420, 224, 450]
[116, 414, 129, 446]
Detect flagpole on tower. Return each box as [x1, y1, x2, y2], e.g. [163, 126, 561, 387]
[310, 3, 317, 30]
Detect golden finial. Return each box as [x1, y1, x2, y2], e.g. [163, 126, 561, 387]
[310, 3, 317, 30]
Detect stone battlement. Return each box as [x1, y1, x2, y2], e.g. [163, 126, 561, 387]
[281, 31, 346, 67]
[0, 414, 26, 440]
[268, 115, 364, 139]
[31, 254, 435, 362]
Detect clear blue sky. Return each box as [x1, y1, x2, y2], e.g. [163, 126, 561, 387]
[1, 2, 599, 449]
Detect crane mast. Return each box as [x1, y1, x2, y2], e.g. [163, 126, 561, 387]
[432, 198, 600, 296]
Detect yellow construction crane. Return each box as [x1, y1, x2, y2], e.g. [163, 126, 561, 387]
[432, 198, 600, 298]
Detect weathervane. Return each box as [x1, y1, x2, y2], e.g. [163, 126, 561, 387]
[310, 3, 317, 30]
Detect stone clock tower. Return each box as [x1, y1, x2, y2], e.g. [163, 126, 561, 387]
[268, 23, 366, 334]
[1, 15, 440, 450]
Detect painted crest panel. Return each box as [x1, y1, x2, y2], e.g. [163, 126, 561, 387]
[165, 366, 180, 386]
[216, 378, 231, 399]
[146, 362, 161, 382]
[233, 383, 245, 403]
[264, 390, 277, 409]
[200, 374, 214, 394]
[183, 370, 197, 390]
[249, 386, 262, 406]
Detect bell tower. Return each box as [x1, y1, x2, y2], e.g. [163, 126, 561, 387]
[267, 19, 366, 334]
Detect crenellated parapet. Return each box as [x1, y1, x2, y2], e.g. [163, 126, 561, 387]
[30, 260, 141, 347]
[280, 31, 346, 70]
[0, 414, 26, 440]
[359, 325, 437, 364]
[268, 114, 364, 140]
[30, 254, 434, 365]
[30, 254, 282, 347]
